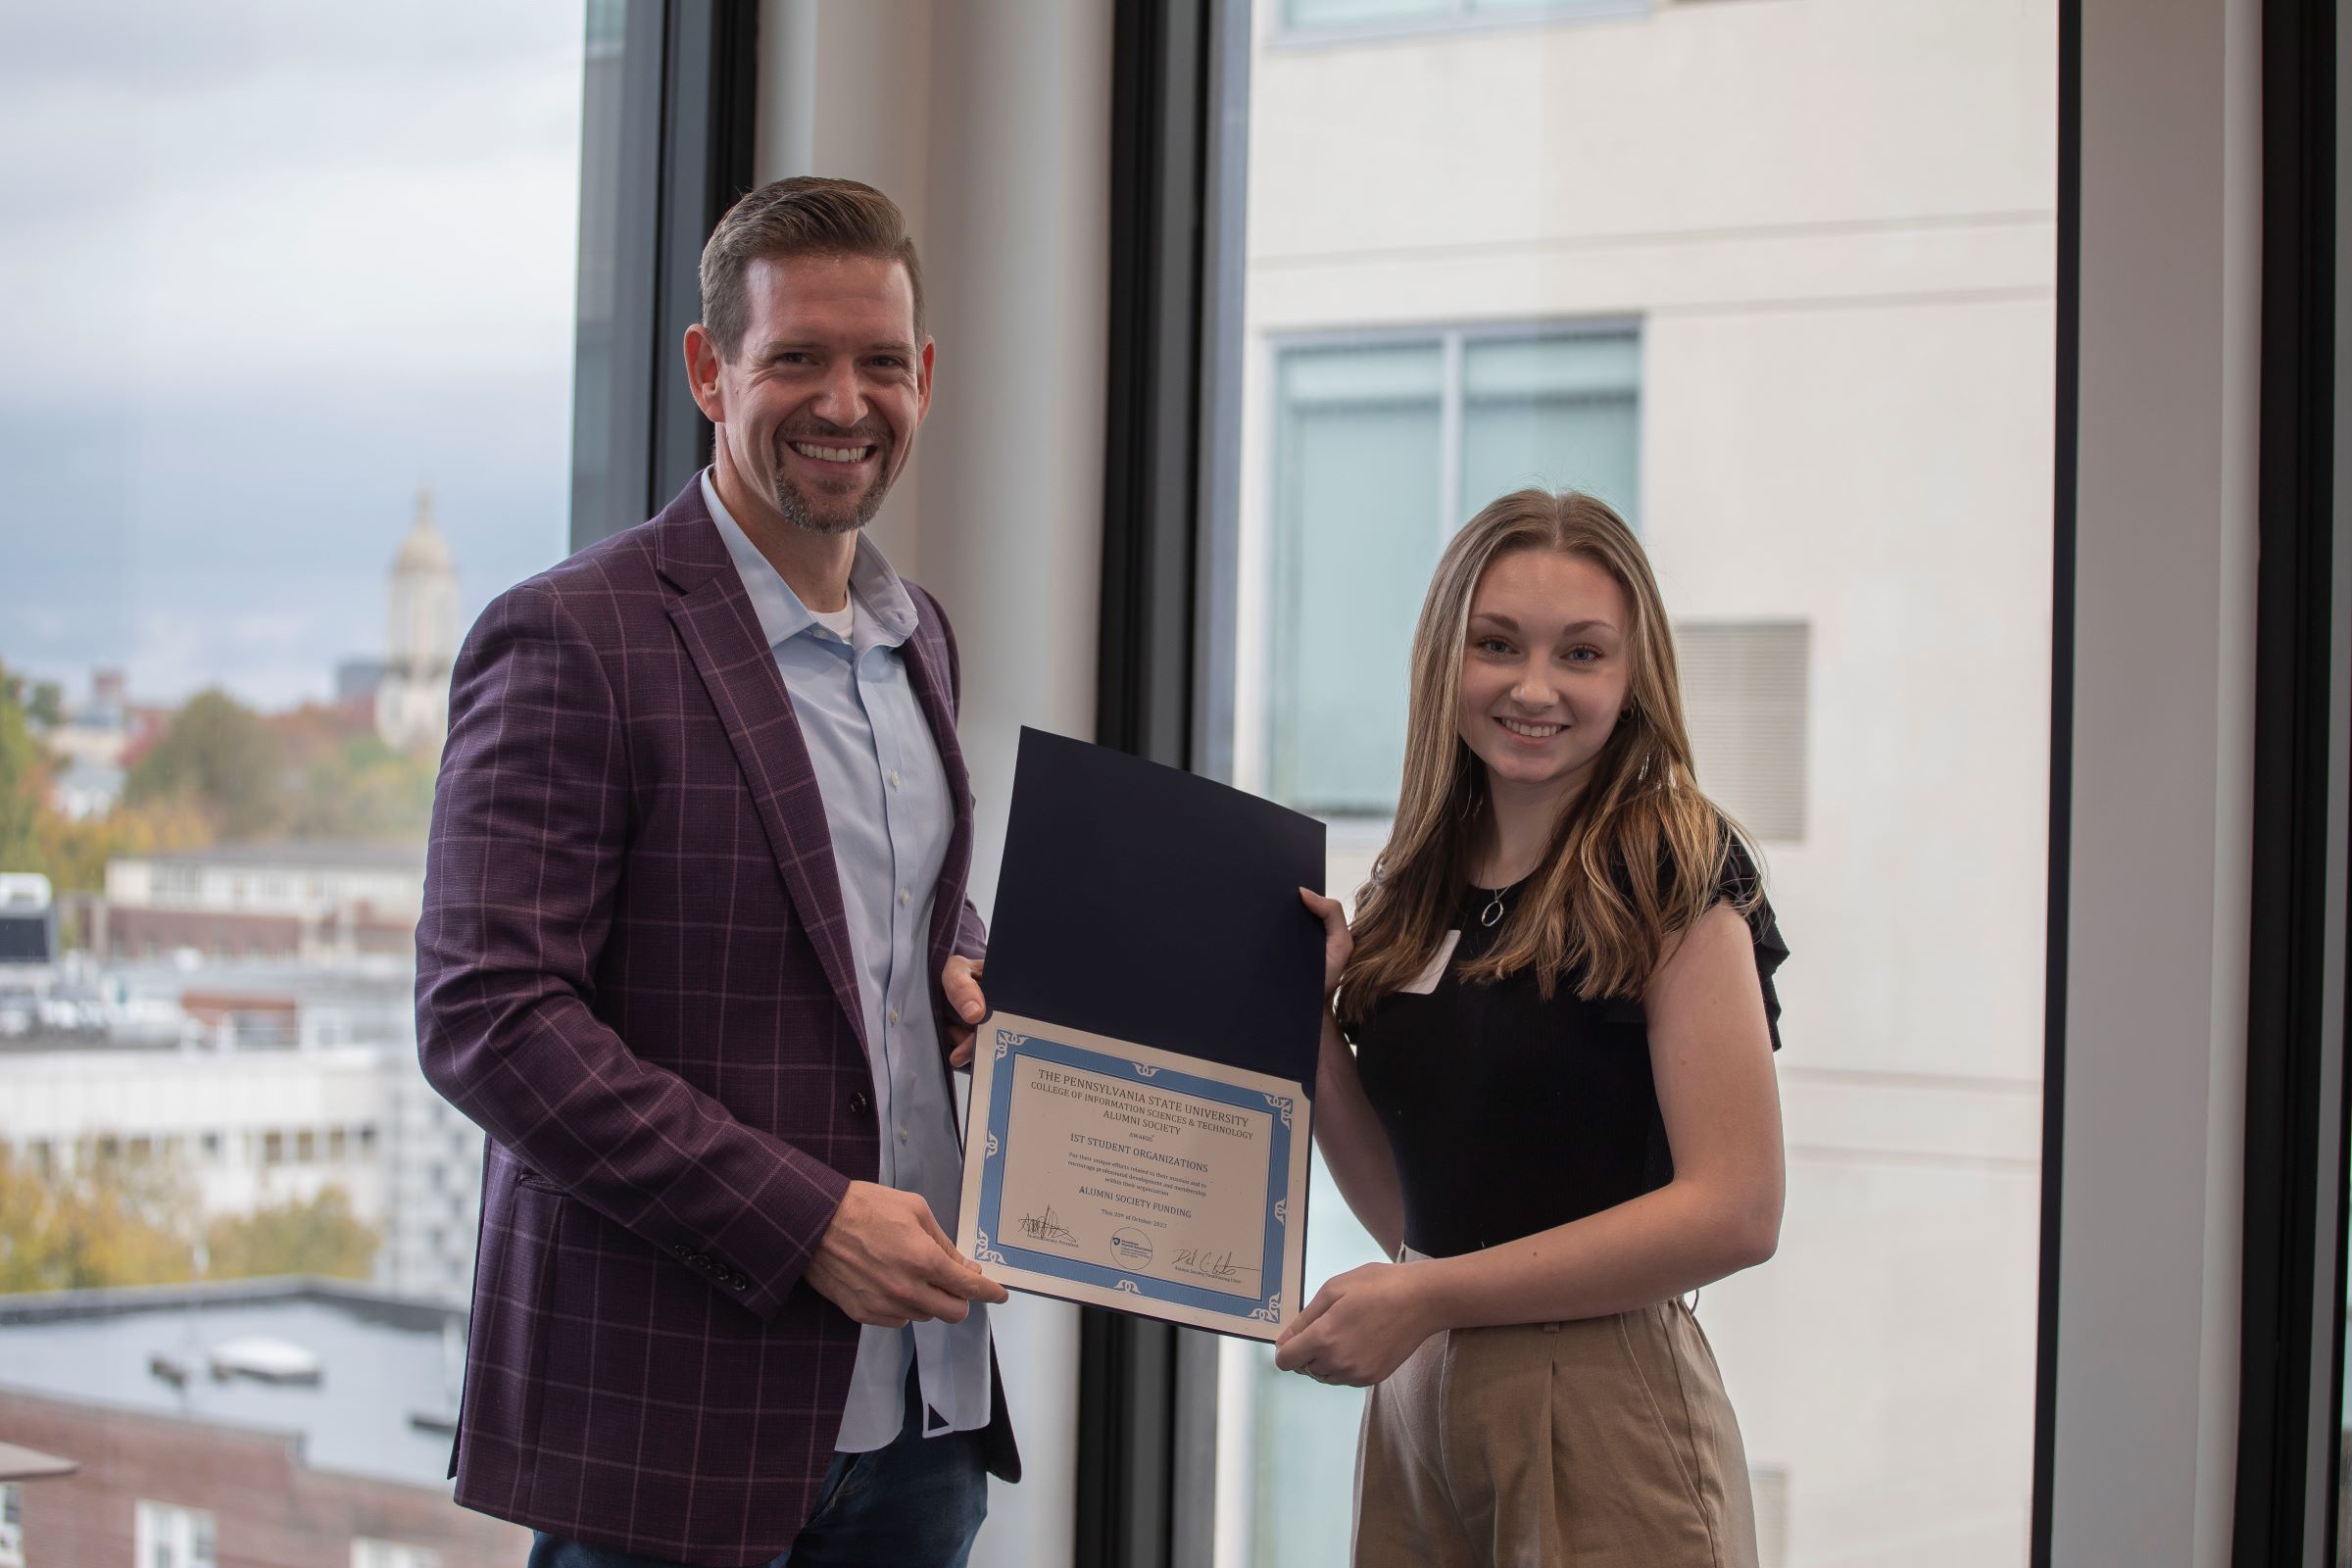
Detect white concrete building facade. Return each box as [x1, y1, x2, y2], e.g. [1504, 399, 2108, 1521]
[1215, 3, 2056, 1564]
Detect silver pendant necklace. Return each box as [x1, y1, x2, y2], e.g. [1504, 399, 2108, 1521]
[1479, 886, 1507, 927]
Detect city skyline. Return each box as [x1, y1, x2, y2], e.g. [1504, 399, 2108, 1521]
[0, 0, 585, 709]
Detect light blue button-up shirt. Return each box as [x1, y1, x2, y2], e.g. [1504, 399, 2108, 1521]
[702, 471, 990, 1450]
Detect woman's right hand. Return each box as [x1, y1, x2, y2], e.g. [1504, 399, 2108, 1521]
[1298, 888, 1352, 999]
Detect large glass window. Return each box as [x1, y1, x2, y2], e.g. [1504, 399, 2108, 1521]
[1206, 1, 2058, 1563]
[1265, 329, 1639, 814]
[0, 5, 581, 1566]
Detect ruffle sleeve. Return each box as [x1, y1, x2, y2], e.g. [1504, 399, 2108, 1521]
[1718, 835, 1789, 1053]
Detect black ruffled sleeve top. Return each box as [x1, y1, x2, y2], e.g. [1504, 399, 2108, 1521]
[1349, 841, 1788, 1260]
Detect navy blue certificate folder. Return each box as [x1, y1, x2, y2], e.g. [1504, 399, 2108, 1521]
[982, 727, 1328, 1095]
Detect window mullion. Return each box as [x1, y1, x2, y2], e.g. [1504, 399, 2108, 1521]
[1439, 329, 1467, 543]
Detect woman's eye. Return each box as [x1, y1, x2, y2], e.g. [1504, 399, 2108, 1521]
[1474, 637, 1513, 657]
[1564, 646, 1601, 664]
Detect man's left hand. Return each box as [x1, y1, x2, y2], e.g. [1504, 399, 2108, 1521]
[1272, 1261, 1440, 1388]
[943, 956, 987, 1067]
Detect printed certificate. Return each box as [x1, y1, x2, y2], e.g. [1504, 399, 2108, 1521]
[956, 1010, 1310, 1340]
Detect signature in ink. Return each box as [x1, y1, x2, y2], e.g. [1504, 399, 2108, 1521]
[1017, 1206, 1079, 1247]
[1171, 1247, 1245, 1282]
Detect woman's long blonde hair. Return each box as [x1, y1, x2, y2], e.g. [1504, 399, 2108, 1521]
[1335, 489, 1758, 1026]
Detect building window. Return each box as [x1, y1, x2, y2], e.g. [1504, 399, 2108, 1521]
[328, 1127, 348, 1161]
[353, 1539, 441, 1568]
[0, 1481, 22, 1568]
[201, 1131, 221, 1160]
[1265, 327, 1640, 815]
[295, 1129, 317, 1163]
[134, 1500, 217, 1568]
[263, 1131, 284, 1166]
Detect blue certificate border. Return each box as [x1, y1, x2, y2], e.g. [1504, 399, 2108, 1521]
[969, 1026, 1295, 1326]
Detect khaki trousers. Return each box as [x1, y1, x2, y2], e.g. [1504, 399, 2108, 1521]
[1351, 1295, 1758, 1568]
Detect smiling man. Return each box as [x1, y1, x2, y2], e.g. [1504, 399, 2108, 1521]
[417, 178, 1016, 1568]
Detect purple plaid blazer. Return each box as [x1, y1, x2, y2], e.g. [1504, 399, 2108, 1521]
[416, 480, 1017, 1566]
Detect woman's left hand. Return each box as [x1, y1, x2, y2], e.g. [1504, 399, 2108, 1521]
[1272, 1261, 1439, 1388]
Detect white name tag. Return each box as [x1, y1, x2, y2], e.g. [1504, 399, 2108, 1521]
[1400, 930, 1461, 996]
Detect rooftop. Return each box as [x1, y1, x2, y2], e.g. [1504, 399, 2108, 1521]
[0, 1278, 466, 1492]
[118, 842, 426, 872]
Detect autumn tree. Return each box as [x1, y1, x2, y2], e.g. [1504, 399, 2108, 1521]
[125, 687, 286, 840]
[288, 733, 439, 843]
[0, 1154, 197, 1294]
[205, 1187, 380, 1282]
[0, 1156, 381, 1294]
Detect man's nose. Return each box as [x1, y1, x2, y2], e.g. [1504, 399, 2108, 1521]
[810, 360, 866, 426]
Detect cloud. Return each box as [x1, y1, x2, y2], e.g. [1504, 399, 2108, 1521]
[0, 0, 585, 384]
[1, 0, 586, 710]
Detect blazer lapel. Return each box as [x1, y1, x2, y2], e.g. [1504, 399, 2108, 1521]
[655, 485, 868, 1059]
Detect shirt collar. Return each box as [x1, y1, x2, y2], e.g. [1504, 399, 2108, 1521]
[700, 468, 918, 653]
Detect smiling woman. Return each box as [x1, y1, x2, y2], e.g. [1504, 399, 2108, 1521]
[1285, 487, 1787, 1565]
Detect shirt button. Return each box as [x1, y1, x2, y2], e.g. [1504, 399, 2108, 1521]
[897, 1126, 909, 1145]
[888, 1006, 901, 1026]
[899, 890, 911, 907]
[889, 770, 902, 789]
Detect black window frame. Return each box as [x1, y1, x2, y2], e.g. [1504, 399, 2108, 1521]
[569, 0, 760, 552]
[2230, 0, 2346, 1563]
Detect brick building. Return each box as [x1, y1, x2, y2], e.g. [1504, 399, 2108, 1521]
[0, 1281, 527, 1568]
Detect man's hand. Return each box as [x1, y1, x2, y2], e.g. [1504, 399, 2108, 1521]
[805, 1181, 1008, 1328]
[943, 955, 987, 1068]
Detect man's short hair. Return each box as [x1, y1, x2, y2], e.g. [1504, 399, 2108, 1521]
[698, 175, 925, 362]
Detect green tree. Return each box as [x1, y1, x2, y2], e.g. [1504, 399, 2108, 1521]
[289, 733, 439, 842]
[126, 687, 286, 840]
[205, 1186, 379, 1281]
[24, 681, 64, 729]
[0, 662, 45, 871]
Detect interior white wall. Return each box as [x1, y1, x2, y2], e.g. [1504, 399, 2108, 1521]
[754, 5, 1109, 1564]
[2050, 0, 2260, 1559]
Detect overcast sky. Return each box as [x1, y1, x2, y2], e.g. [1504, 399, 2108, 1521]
[0, 0, 585, 709]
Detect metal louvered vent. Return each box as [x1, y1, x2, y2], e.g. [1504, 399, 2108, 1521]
[1674, 620, 1810, 843]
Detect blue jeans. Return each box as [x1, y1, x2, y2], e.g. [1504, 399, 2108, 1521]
[527, 1372, 988, 1568]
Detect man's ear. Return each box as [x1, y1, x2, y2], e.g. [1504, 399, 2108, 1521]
[684, 324, 726, 425]
[916, 336, 936, 422]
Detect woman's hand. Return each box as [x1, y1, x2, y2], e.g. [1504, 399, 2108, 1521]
[1299, 888, 1352, 999]
[1272, 1261, 1439, 1388]
[943, 956, 987, 1067]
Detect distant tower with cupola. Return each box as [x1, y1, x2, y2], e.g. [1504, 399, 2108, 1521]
[375, 484, 459, 753]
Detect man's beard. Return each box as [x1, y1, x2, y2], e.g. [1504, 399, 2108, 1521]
[771, 439, 892, 536]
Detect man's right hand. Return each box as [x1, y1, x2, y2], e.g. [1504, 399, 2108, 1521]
[805, 1181, 1010, 1328]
